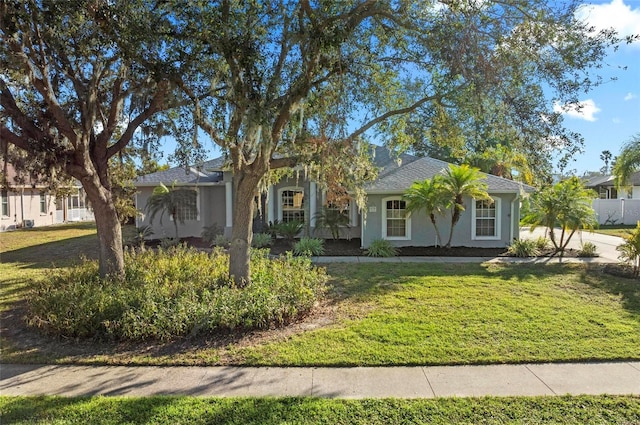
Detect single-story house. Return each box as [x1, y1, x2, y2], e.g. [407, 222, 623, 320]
[1, 162, 94, 232]
[135, 146, 533, 248]
[583, 172, 640, 200]
[584, 172, 640, 225]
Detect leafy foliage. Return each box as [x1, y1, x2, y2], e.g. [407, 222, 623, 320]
[201, 224, 223, 246]
[251, 233, 273, 248]
[507, 239, 541, 257]
[577, 241, 598, 258]
[314, 207, 350, 240]
[27, 247, 328, 340]
[441, 164, 490, 248]
[273, 221, 304, 243]
[293, 237, 325, 256]
[403, 175, 448, 247]
[366, 239, 398, 257]
[131, 225, 154, 247]
[616, 222, 640, 276]
[145, 182, 198, 239]
[613, 133, 640, 189]
[522, 177, 598, 255]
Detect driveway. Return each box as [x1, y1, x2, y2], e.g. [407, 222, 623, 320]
[520, 227, 624, 262]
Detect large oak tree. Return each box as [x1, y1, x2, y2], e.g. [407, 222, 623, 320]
[0, 0, 183, 277]
[171, 0, 622, 284]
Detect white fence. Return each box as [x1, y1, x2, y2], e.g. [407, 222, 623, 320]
[592, 199, 640, 225]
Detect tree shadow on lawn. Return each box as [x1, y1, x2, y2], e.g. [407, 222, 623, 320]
[579, 266, 640, 317]
[1, 234, 99, 268]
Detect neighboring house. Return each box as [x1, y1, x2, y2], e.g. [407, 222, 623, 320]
[0, 162, 94, 232]
[584, 172, 640, 225]
[135, 146, 532, 248]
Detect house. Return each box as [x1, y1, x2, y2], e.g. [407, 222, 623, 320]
[0, 162, 94, 232]
[135, 146, 532, 248]
[584, 172, 640, 225]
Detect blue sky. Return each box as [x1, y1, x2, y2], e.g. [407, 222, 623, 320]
[558, 0, 640, 175]
[161, 0, 639, 176]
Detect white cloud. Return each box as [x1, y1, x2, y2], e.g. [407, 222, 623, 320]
[553, 99, 601, 121]
[576, 0, 640, 45]
[624, 92, 637, 100]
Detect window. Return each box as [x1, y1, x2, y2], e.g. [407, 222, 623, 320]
[382, 197, 410, 239]
[67, 189, 85, 209]
[171, 188, 200, 221]
[1, 190, 8, 217]
[280, 188, 304, 223]
[40, 193, 47, 214]
[472, 197, 501, 240]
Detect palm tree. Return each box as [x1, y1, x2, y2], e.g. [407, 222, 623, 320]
[613, 133, 640, 189]
[522, 177, 597, 256]
[467, 144, 534, 185]
[403, 174, 448, 247]
[145, 182, 198, 240]
[441, 164, 490, 248]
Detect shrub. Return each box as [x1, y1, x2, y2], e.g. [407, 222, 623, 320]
[314, 207, 350, 240]
[534, 236, 550, 251]
[617, 222, 640, 276]
[160, 237, 180, 249]
[201, 224, 223, 246]
[251, 233, 273, 248]
[365, 239, 398, 257]
[28, 246, 328, 340]
[577, 241, 599, 257]
[507, 239, 540, 257]
[293, 237, 325, 256]
[131, 225, 154, 247]
[212, 235, 230, 248]
[275, 220, 304, 242]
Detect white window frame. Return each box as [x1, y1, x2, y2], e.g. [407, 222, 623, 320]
[472, 196, 501, 240]
[278, 186, 305, 223]
[382, 196, 411, 240]
[40, 192, 47, 215]
[321, 192, 355, 226]
[169, 187, 200, 221]
[1, 190, 9, 218]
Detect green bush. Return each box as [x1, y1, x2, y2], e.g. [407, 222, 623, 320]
[293, 237, 325, 256]
[577, 241, 599, 257]
[275, 220, 304, 242]
[365, 239, 398, 257]
[507, 239, 540, 257]
[201, 224, 223, 245]
[212, 234, 230, 248]
[617, 222, 640, 276]
[28, 246, 328, 340]
[251, 233, 273, 248]
[534, 236, 550, 251]
[132, 225, 154, 247]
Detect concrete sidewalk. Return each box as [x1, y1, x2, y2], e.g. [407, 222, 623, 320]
[2, 362, 639, 398]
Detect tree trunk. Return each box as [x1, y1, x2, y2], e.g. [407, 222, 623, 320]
[228, 169, 262, 287]
[429, 214, 444, 248]
[83, 181, 125, 278]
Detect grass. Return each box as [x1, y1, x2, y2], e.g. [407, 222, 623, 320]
[1, 395, 639, 424]
[230, 262, 640, 366]
[591, 224, 636, 238]
[2, 224, 640, 367]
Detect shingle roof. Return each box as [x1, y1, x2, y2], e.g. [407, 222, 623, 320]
[365, 154, 532, 193]
[136, 145, 533, 193]
[584, 172, 640, 187]
[136, 166, 223, 186]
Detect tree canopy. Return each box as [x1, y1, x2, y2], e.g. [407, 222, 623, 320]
[1, 0, 627, 282]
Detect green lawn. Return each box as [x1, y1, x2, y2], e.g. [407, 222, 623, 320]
[2, 224, 640, 367]
[2, 225, 640, 422]
[1, 396, 639, 424]
[591, 224, 636, 238]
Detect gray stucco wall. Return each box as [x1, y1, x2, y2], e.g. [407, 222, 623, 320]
[362, 193, 519, 248]
[137, 185, 226, 239]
